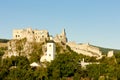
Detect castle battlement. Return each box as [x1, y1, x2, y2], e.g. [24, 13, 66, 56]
[13, 28, 49, 42]
[66, 42, 102, 57]
[13, 28, 67, 43]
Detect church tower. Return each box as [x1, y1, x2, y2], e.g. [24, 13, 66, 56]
[46, 41, 56, 62]
[40, 41, 56, 62]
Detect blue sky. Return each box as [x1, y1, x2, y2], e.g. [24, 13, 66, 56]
[0, 0, 120, 49]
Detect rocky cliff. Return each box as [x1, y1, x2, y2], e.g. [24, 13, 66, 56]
[2, 38, 43, 59]
[2, 39, 103, 60]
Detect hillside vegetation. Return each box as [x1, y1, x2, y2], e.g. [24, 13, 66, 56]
[91, 44, 120, 54]
[0, 39, 9, 43]
[0, 39, 120, 80]
[0, 39, 9, 48]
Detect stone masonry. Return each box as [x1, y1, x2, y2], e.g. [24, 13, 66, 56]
[13, 28, 67, 43]
[66, 42, 102, 57]
[13, 28, 49, 42]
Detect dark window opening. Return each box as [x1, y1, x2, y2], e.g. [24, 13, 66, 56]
[49, 45, 51, 47]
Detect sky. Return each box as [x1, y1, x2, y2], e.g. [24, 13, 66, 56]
[0, 0, 120, 49]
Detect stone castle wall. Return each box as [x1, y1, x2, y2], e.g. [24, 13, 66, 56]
[13, 28, 49, 42]
[66, 42, 102, 57]
[53, 29, 67, 43]
[13, 28, 67, 43]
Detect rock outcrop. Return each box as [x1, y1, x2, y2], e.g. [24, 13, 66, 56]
[2, 38, 36, 59]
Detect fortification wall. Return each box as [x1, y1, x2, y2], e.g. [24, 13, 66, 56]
[13, 28, 49, 42]
[13, 28, 67, 43]
[66, 42, 102, 57]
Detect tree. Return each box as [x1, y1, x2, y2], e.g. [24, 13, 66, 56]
[47, 52, 79, 79]
[99, 57, 117, 79]
[74, 66, 88, 80]
[30, 42, 43, 63]
[87, 64, 100, 80]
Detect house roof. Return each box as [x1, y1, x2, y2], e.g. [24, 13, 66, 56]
[30, 62, 40, 67]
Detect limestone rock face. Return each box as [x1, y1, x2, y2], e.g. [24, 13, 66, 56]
[2, 39, 33, 59]
[66, 42, 102, 57]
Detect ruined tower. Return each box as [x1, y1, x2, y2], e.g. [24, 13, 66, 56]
[54, 29, 67, 43]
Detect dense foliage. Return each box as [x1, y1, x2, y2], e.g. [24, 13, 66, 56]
[0, 56, 48, 80]
[0, 43, 120, 80]
[93, 44, 120, 55]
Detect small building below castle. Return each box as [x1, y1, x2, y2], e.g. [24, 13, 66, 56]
[40, 41, 56, 62]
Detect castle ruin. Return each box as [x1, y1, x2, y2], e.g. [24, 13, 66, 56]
[3, 27, 104, 60]
[13, 28, 67, 43]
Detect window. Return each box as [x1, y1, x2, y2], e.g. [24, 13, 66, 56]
[60, 35, 62, 38]
[32, 31, 34, 34]
[49, 44, 51, 47]
[42, 35, 44, 38]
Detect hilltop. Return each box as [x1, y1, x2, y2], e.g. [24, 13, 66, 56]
[0, 39, 9, 48]
[0, 28, 120, 79]
[93, 45, 120, 54]
[0, 38, 119, 53]
[0, 39, 9, 43]
[0, 37, 120, 79]
[0, 38, 120, 80]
